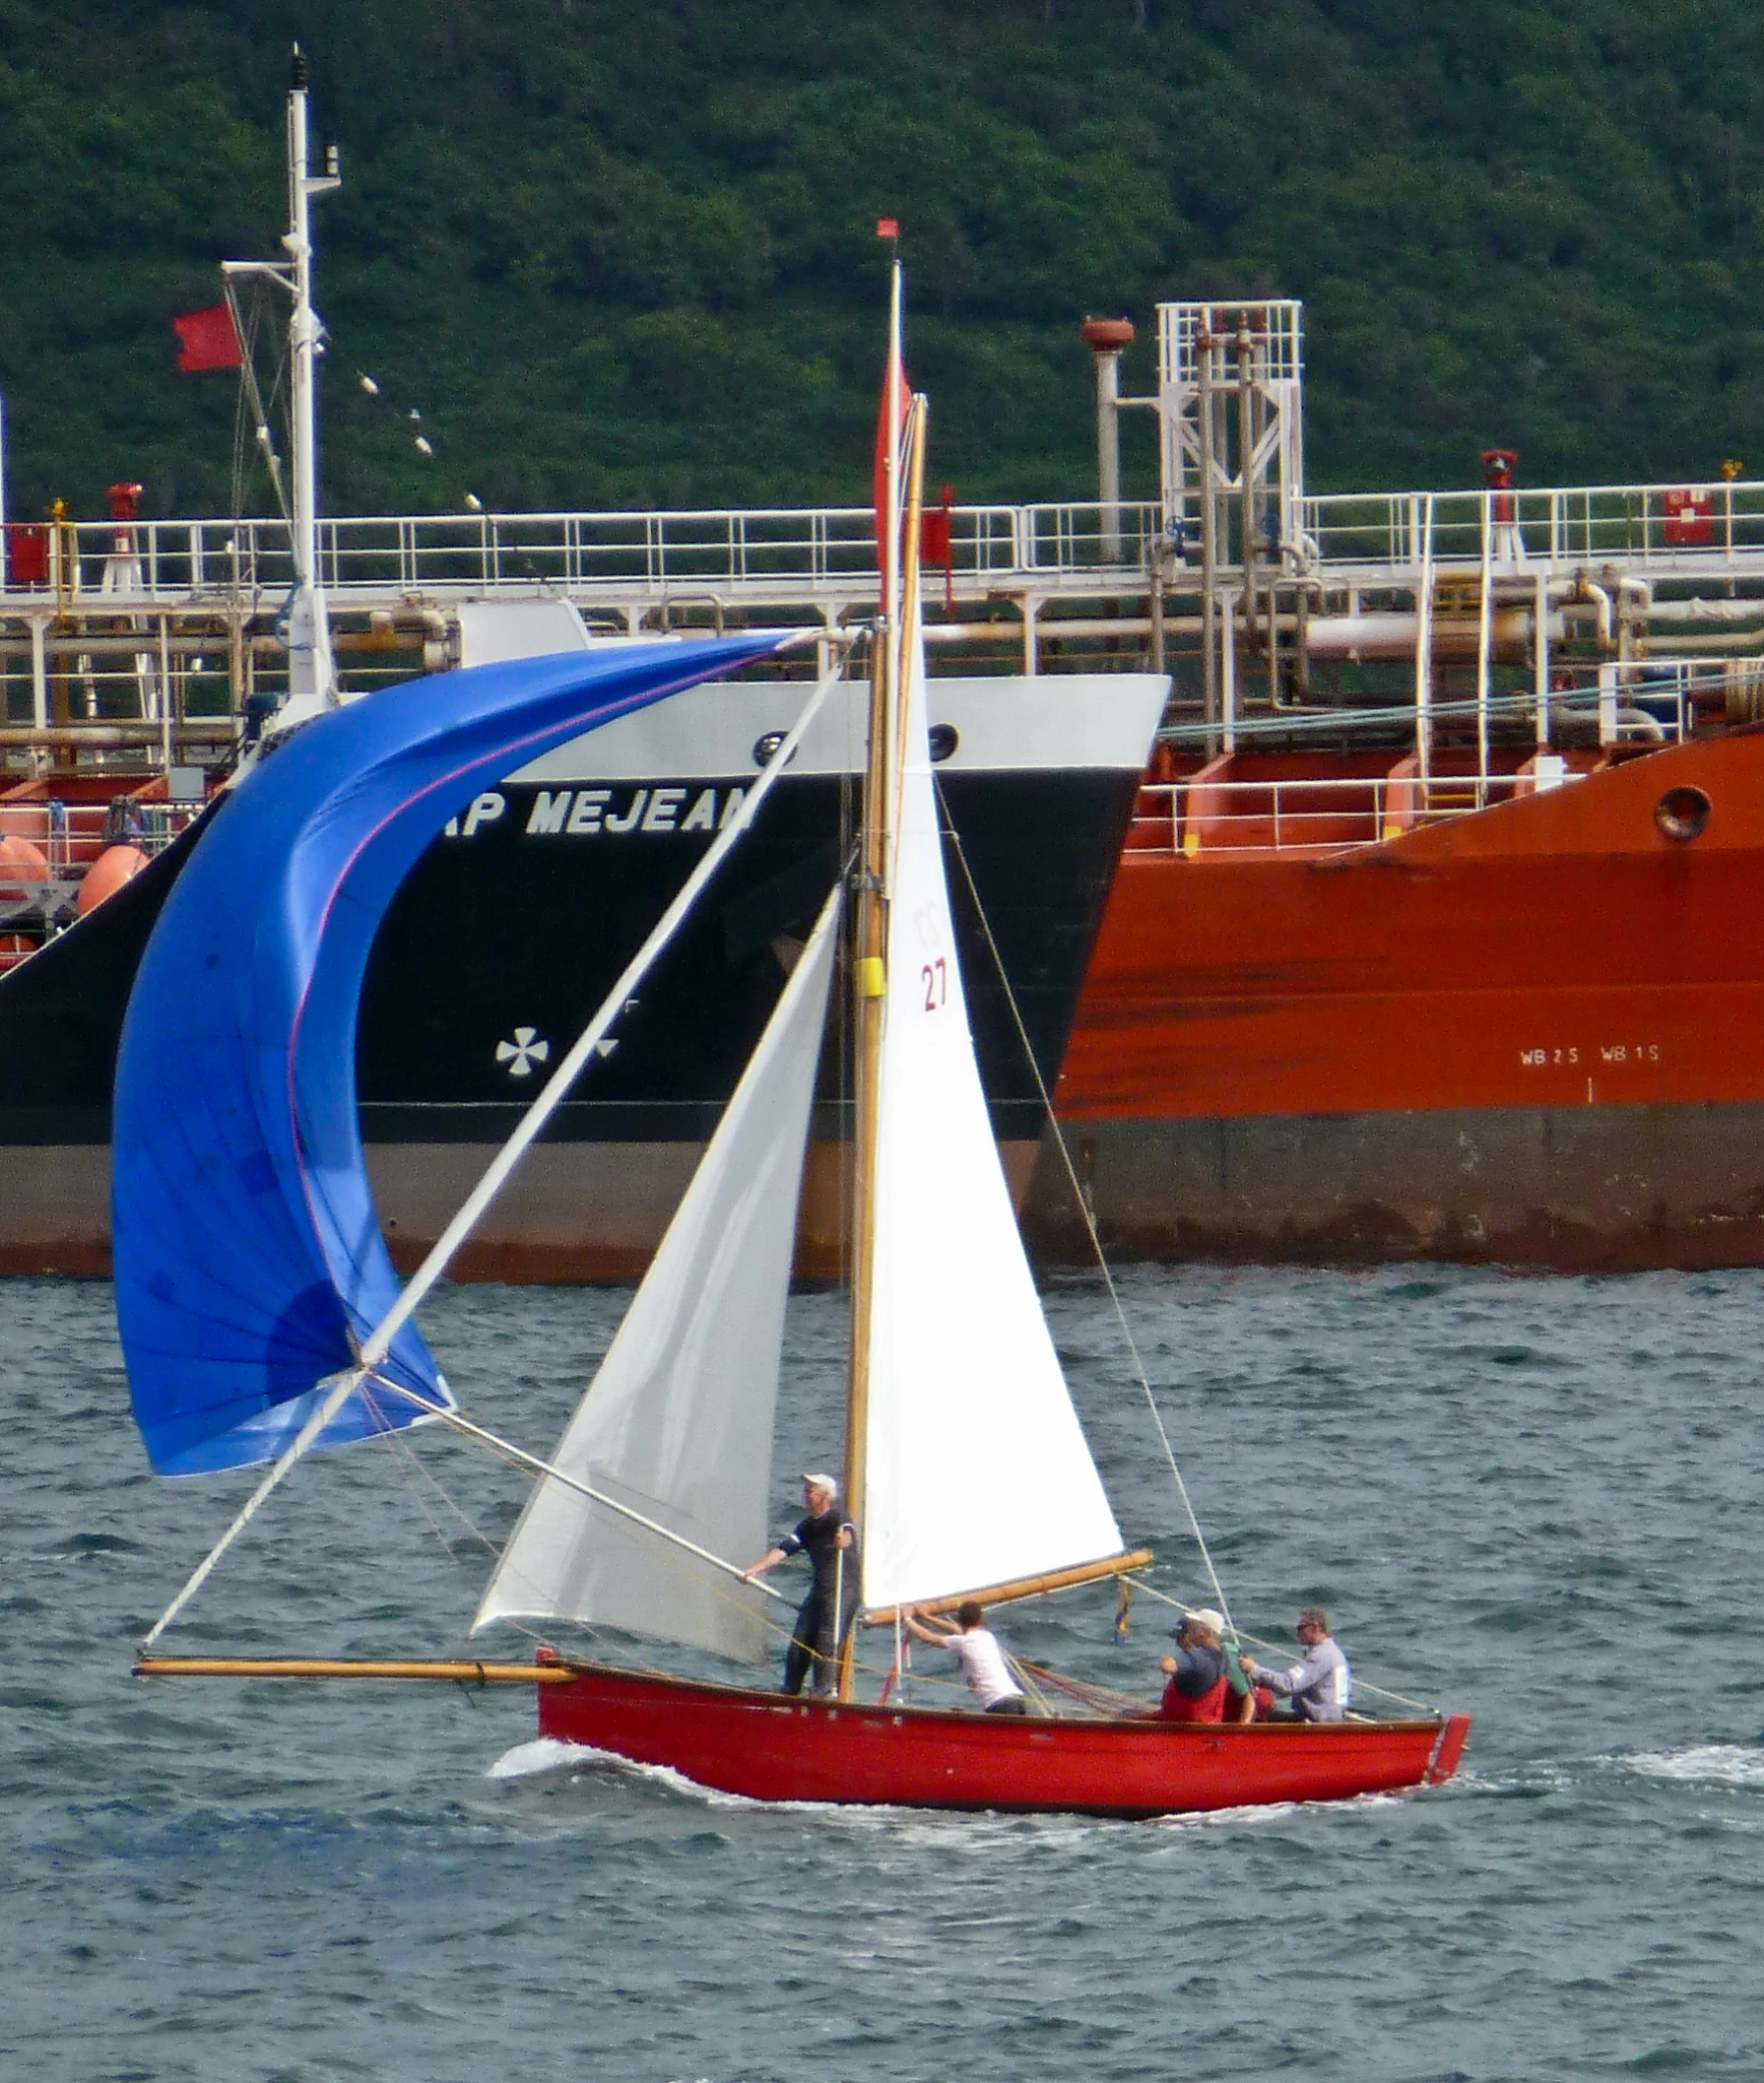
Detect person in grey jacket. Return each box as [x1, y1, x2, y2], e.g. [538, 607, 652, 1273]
[1240, 1606, 1352, 1722]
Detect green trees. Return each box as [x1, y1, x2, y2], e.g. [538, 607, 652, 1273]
[1, 0, 1761, 520]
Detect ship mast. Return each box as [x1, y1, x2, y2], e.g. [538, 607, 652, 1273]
[839, 265, 924, 1701]
[226, 45, 340, 730]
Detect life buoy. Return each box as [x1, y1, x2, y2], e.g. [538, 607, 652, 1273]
[77, 844, 149, 916]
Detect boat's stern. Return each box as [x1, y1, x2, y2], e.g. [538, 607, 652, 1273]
[1425, 1712, 1472, 1785]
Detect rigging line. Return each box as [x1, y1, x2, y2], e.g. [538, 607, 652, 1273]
[376, 1421, 461, 1560]
[934, 783, 1236, 1639]
[1001, 1652, 1056, 1720]
[473, 1465, 807, 1653]
[141, 1365, 368, 1649]
[375, 1412, 501, 1561]
[224, 277, 291, 528]
[365, 1378, 795, 1608]
[1007, 1658, 1144, 1717]
[229, 293, 258, 525]
[361, 1386, 850, 1655]
[356, 651, 844, 1374]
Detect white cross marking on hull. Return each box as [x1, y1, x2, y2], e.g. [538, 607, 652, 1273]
[495, 1028, 551, 1078]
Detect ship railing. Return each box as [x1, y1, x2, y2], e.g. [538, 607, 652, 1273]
[16, 484, 1764, 607]
[0, 796, 201, 920]
[0, 503, 1171, 605]
[1126, 766, 1601, 857]
[0, 639, 240, 749]
[1303, 480, 1764, 578]
[0, 796, 201, 868]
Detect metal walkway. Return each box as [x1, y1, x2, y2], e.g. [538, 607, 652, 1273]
[8, 478, 1764, 618]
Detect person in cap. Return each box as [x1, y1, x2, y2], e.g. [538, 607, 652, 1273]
[1156, 1607, 1233, 1723]
[901, 1599, 1028, 1715]
[1239, 1606, 1351, 1722]
[743, 1473, 858, 1697]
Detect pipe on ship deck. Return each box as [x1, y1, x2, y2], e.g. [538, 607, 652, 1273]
[0, 724, 236, 749]
[1301, 609, 1563, 660]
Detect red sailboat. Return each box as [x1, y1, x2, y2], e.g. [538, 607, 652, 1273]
[472, 272, 1470, 1814]
[131, 268, 1468, 1818]
[532, 1665, 1470, 1819]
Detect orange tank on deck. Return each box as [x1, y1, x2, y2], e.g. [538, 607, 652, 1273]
[1031, 731, 1764, 1271]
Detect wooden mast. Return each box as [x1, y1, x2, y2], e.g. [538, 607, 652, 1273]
[840, 266, 920, 1701]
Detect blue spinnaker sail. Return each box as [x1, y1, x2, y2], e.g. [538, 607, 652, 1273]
[115, 635, 785, 1476]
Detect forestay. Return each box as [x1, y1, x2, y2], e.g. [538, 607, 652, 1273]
[860, 606, 1126, 1613]
[474, 885, 843, 1663]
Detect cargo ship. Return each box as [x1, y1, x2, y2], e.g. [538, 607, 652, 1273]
[1031, 721, 1764, 1272]
[1020, 299, 1764, 1272]
[10, 264, 1764, 1275]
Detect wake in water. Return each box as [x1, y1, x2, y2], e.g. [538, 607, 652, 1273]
[488, 1736, 601, 1780]
[489, 1737, 749, 1810]
[1621, 1742, 1764, 1789]
[1150, 1789, 1413, 1829]
[486, 1736, 858, 1813]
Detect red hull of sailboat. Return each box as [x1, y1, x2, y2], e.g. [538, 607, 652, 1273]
[537, 1662, 1470, 1817]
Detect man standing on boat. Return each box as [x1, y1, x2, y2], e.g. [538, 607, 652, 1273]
[1240, 1607, 1351, 1722]
[744, 1474, 859, 1698]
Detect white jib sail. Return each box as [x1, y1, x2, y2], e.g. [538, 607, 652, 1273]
[473, 884, 842, 1662]
[860, 610, 1126, 1613]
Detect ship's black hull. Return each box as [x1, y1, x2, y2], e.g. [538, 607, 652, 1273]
[0, 672, 1161, 1276]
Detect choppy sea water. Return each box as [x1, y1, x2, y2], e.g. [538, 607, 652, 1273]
[5, 1264, 1763, 2081]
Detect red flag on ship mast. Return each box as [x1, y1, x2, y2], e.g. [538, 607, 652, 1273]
[173, 304, 243, 373]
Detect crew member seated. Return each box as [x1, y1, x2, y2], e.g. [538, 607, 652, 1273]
[1157, 1608, 1232, 1722]
[1240, 1606, 1352, 1722]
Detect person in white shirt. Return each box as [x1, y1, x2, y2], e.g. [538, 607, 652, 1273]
[1240, 1606, 1352, 1722]
[901, 1600, 1028, 1715]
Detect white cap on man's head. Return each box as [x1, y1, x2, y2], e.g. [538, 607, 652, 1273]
[1190, 1607, 1226, 1633]
[802, 1471, 839, 1498]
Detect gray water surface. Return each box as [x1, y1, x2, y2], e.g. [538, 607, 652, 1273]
[4, 1266, 1761, 2080]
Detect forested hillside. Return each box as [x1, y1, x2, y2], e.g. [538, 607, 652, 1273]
[3, 0, 1763, 520]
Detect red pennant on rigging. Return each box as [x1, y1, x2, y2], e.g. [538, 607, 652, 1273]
[173, 304, 243, 373]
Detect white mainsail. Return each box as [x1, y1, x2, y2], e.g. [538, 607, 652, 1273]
[859, 606, 1126, 1613]
[473, 886, 841, 1662]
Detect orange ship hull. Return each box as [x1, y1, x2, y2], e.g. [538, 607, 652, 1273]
[1034, 731, 1764, 1269]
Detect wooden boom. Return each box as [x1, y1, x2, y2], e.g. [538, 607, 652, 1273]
[134, 1656, 575, 1684]
[865, 1548, 1154, 1626]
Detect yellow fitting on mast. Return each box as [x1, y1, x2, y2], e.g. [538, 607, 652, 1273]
[855, 956, 885, 998]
